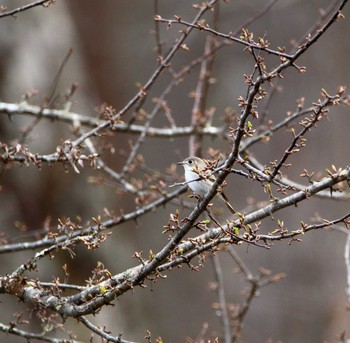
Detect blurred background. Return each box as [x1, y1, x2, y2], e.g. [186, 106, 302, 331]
[0, 1, 350, 342]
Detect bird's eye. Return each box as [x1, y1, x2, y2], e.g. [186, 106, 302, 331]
[188, 159, 193, 164]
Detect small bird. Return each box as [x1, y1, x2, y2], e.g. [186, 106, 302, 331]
[177, 156, 235, 214]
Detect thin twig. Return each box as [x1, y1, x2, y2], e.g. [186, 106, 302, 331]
[267, 93, 335, 182]
[156, 17, 292, 59]
[0, 186, 186, 254]
[293, 0, 340, 53]
[79, 316, 134, 343]
[0, 0, 52, 18]
[236, 0, 279, 32]
[245, 154, 350, 201]
[45, 48, 73, 106]
[71, 0, 219, 149]
[0, 321, 81, 343]
[227, 246, 253, 280]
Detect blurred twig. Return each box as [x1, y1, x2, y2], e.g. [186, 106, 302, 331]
[189, 35, 217, 157]
[227, 247, 286, 342]
[212, 254, 232, 343]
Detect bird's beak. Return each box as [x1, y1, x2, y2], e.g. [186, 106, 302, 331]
[177, 161, 184, 166]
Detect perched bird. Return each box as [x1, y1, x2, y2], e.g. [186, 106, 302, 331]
[177, 156, 235, 214]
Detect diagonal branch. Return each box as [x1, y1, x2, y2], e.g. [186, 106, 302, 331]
[1, 167, 348, 318]
[0, 321, 81, 343]
[0, 0, 53, 18]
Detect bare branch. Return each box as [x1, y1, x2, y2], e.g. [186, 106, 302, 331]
[79, 316, 134, 343]
[0, 101, 224, 138]
[1, 1, 349, 341]
[71, 0, 219, 149]
[0, 0, 53, 18]
[0, 321, 81, 343]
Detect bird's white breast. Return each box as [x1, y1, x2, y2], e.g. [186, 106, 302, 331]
[185, 169, 211, 196]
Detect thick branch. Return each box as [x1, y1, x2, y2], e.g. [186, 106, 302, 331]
[1, 167, 348, 318]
